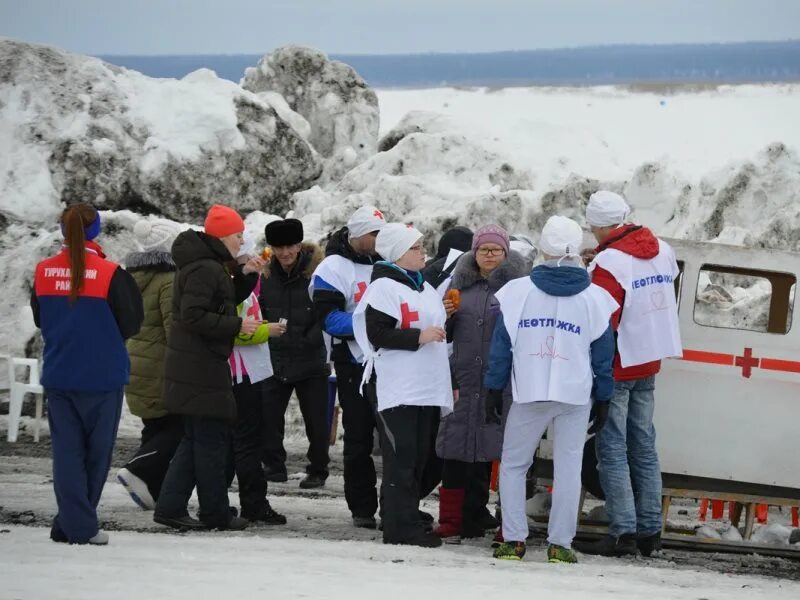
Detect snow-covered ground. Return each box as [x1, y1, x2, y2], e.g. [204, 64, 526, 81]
[2, 522, 798, 600]
[2, 404, 799, 596]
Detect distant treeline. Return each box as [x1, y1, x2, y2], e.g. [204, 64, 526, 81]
[100, 40, 800, 87]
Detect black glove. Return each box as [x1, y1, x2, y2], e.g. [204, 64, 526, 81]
[485, 389, 504, 425]
[588, 401, 609, 434]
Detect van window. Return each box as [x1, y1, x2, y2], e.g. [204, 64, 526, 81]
[694, 265, 796, 334]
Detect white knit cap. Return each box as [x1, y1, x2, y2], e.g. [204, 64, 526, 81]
[539, 216, 583, 258]
[237, 228, 258, 259]
[585, 190, 631, 227]
[376, 223, 423, 263]
[347, 205, 387, 238]
[133, 218, 183, 252]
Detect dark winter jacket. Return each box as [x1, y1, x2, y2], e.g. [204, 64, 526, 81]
[312, 226, 380, 363]
[31, 241, 143, 392]
[422, 226, 474, 291]
[436, 250, 530, 463]
[484, 259, 616, 403]
[163, 230, 258, 422]
[124, 251, 175, 419]
[429, 226, 474, 263]
[364, 262, 426, 352]
[591, 224, 662, 381]
[259, 243, 330, 383]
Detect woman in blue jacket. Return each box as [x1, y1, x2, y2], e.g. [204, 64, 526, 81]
[31, 203, 143, 545]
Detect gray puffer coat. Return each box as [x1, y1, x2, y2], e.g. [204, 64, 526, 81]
[436, 250, 532, 463]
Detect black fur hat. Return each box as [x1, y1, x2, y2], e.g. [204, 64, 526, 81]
[265, 218, 304, 246]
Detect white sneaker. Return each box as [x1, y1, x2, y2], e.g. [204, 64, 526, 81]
[88, 531, 109, 545]
[117, 467, 155, 510]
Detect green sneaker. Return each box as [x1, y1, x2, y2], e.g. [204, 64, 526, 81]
[547, 544, 578, 564]
[493, 541, 526, 561]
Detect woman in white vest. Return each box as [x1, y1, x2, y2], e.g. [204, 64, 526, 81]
[483, 216, 617, 563]
[353, 223, 454, 548]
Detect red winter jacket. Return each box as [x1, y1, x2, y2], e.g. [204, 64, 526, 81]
[591, 224, 662, 381]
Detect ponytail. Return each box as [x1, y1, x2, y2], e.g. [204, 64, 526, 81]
[60, 203, 99, 303]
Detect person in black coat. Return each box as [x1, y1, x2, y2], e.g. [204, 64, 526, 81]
[154, 204, 264, 531]
[259, 218, 331, 489]
[422, 226, 474, 292]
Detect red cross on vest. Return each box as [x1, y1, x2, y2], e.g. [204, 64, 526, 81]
[735, 347, 759, 378]
[354, 281, 368, 302]
[400, 302, 420, 329]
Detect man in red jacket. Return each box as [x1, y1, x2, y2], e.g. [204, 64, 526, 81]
[576, 191, 682, 558]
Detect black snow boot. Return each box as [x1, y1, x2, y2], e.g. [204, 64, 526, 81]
[244, 506, 287, 525]
[637, 532, 662, 557]
[153, 514, 210, 531]
[219, 515, 249, 531]
[299, 473, 328, 489]
[575, 533, 637, 557]
[472, 507, 500, 530]
[353, 515, 378, 529]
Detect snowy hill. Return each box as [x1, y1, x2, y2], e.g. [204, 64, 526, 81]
[1, 39, 799, 361]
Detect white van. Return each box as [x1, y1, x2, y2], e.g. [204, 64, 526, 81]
[534, 238, 799, 550]
[653, 238, 798, 542]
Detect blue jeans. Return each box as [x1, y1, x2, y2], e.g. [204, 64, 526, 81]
[596, 375, 662, 537]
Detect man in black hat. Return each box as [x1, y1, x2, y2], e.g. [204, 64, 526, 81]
[258, 219, 331, 489]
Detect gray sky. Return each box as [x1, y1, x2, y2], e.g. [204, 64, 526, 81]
[2, 0, 799, 55]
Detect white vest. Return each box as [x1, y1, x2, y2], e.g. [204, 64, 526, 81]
[496, 276, 618, 406]
[230, 292, 273, 385]
[589, 239, 682, 368]
[309, 254, 374, 362]
[353, 276, 453, 414]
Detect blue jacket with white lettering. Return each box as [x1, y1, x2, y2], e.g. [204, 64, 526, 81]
[484, 260, 615, 402]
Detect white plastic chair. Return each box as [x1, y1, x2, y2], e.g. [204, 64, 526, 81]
[7, 357, 44, 443]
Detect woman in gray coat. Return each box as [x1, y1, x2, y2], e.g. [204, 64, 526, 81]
[434, 224, 533, 543]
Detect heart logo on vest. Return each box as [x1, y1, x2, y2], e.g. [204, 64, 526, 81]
[649, 290, 668, 312]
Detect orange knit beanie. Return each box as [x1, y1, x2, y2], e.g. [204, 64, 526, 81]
[204, 204, 244, 238]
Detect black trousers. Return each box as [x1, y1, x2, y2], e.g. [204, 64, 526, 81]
[124, 414, 184, 500]
[377, 404, 437, 543]
[262, 375, 331, 477]
[155, 415, 231, 528]
[441, 459, 492, 523]
[335, 361, 378, 518]
[231, 377, 270, 517]
[418, 407, 443, 499]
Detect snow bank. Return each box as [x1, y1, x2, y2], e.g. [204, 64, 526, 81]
[0, 40, 322, 224]
[242, 45, 379, 183]
[367, 85, 800, 251]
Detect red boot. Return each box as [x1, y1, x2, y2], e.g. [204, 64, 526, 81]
[434, 487, 465, 544]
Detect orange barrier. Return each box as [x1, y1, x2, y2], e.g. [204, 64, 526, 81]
[490, 460, 499, 492]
